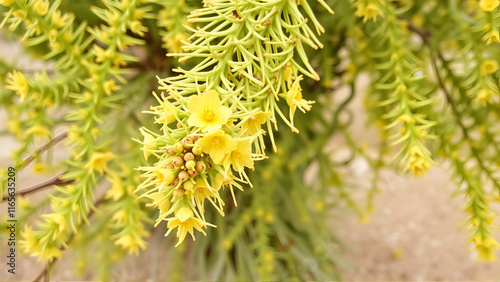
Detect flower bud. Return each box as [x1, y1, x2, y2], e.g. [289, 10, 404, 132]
[196, 161, 206, 172]
[182, 137, 194, 148]
[183, 181, 194, 191]
[178, 171, 189, 182]
[173, 156, 184, 167]
[165, 164, 174, 169]
[171, 178, 179, 187]
[187, 169, 198, 177]
[173, 142, 184, 153]
[166, 146, 176, 156]
[192, 144, 203, 156]
[186, 160, 196, 170]
[184, 152, 195, 162]
[173, 188, 185, 200]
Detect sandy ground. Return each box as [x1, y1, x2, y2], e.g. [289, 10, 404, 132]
[2, 38, 500, 281]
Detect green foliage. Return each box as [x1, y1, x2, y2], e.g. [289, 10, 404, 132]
[1, 0, 500, 280]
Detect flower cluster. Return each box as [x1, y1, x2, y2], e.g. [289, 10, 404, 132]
[137, 0, 333, 246]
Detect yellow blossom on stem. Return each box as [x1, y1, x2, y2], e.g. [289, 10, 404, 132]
[7, 120, 22, 136]
[474, 89, 494, 106]
[165, 32, 190, 53]
[481, 60, 499, 75]
[147, 192, 171, 214]
[166, 207, 207, 247]
[85, 151, 116, 175]
[483, 29, 500, 45]
[41, 213, 67, 240]
[473, 235, 500, 261]
[479, 0, 499, 12]
[223, 139, 254, 172]
[20, 226, 41, 257]
[25, 124, 51, 140]
[140, 128, 157, 161]
[32, 163, 48, 174]
[105, 173, 125, 200]
[187, 90, 232, 132]
[0, 0, 14, 7]
[242, 111, 270, 135]
[196, 130, 236, 164]
[6, 70, 29, 101]
[286, 76, 315, 127]
[33, 0, 49, 16]
[404, 147, 432, 177]
[185, 178, 215, 212]
[354, 2, 381, 23]
[156, 168, 178, 185]
[115, 233, 147, 255]
[151, 92, 178, 128]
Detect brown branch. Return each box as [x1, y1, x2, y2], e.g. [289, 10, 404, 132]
[18, 132, 67, 170]
[2, 172, 73, 201]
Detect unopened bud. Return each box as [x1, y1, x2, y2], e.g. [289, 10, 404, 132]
[173, 188, 185, 200]
[173, 143, 184, 153]
[165, 164, 174, 169]
[184, 152, 195, 162]
[173, 157, 184, 167]
[183, 181, 194, 191]
[171, 178, 179, 187]
[166, 147, 176, 156]
[186, 160, 196, 170]
[187, 169, 198, 177]
[192, 144, 203, 156]
[178, 171, 189, 182]
[196, 161, 206, 172]
[182, 137, 194, 148]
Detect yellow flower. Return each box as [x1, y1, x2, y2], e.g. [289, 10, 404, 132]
[140, 128, 157, 161]
[286, 75, 315, 125]
[85, 151, 116, 175]
[32, 163, 48, 174]
[404, 147, 432, 177]
[51, 10, 70, 28]
[474, 88, 494, 106]
[105, 173, 125, 200]
[223, 139, 254, 172]
[475, 237, 500, 261]
[25, 124, 51, 140]
[185, 178, 215, 211]
[156, 168, 177, 185]
[0, 0, 14, 6]
[354, 2, 380, 23]
[7, 120, 22, 136]
[242, 111, 270, 135]
[33, 0, 49, 16]
[483, 29, 500, 45]
[147, 192, 171, 214]
[20, 225, 41, 257]
[40, 246, 64, 262]
[482, 60, 499, 75]
[164, 32, 190, 53]
[187, 90, 232, 132]
[6, 70, 29, 101]
[213, 170, 240, 191]
[196, 130, 236, 164]
[152, 92, 177, 129]
[115, 234, 147, 255]
[479, 0, 499, 11]
[166, 207, 206, 247]
[41, 213, 67, 240]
